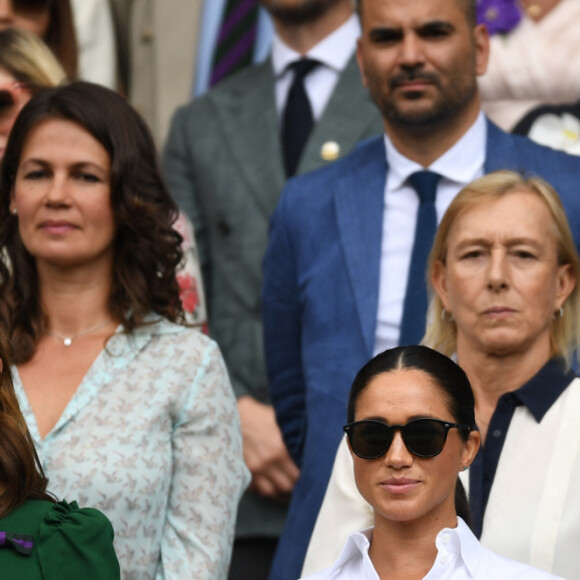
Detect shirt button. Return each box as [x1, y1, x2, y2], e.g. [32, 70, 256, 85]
[493, 429, 502, 438]
[441, 554, 448, 565]
[441, 534, 450, 544]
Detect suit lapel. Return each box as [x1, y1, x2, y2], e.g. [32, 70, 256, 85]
[484, 119, 520, 172]
[210, 62, 286, 217]
[299, 56, 382, 175]
[334, 138, 387, 358]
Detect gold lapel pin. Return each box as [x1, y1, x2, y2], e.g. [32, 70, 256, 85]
[321, 141, 340, 161]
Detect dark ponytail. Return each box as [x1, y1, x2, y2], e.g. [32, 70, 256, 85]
[455, 477, 471, 528]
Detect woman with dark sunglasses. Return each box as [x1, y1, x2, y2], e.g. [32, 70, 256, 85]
[301, 345, 559, 579]
[304, 171, 580, 579]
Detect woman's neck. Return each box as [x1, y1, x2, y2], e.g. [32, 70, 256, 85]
[37, 262, 114, 335]
[456, 339, 551, 441]
[369, 513, 457, 579]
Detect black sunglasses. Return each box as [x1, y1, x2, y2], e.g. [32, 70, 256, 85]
[343, 418, 472, 459]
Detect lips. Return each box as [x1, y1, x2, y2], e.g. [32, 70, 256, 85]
[40, 220, 78, 235]
[396, 80, 431, 90]
[381, 477, 421, 495]
[483, 306, 516, 319]
[390, 72, 439, 91]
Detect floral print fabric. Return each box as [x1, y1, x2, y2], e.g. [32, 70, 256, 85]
[174, 211, 207, 327]
[14, 319, 249, 580]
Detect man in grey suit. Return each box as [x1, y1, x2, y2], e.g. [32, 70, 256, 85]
[162, 0, 383, 578]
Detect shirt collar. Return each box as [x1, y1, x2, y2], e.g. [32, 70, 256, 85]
[510, 358, 576, 423]
[331, 527, 371, 568]
[271, 13, 360, 77]
[334, 518, 482, 577]
[107, 316, 185, 358]
[384, 111, 487, 191]
[438, 517, 482, 576]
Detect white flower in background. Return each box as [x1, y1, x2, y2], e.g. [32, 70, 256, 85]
[528, 113, 580, 156]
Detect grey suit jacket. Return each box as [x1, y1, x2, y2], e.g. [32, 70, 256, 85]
[162, 55, 384, 537]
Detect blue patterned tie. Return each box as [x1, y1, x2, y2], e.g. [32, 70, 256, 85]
[399, 171, 440, 346]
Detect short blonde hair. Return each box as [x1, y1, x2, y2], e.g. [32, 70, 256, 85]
[424, 170, 580, 366]
[0, 28, 66, 89]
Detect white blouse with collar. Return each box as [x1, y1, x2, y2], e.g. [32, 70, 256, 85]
[300, 518, 562, 580]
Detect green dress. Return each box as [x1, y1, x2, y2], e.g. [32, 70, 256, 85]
[0, 498, 120, 579]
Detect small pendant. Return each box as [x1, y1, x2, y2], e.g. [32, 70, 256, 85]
[63, 337, 72, 346]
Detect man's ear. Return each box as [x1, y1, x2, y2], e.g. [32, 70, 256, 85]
[473, 23, 490, 77]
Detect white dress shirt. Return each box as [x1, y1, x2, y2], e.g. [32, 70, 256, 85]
[300, 518, 563, 580]
[271, 14, 360, 123]
[374, 113, 487, 355]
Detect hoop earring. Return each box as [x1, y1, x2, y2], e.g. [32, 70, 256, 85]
[554, 306, 564, 320]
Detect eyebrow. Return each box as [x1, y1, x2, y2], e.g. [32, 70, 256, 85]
[416, 20, 456, 35]
[368, 19, 455, 41]
[454, 237, 544, 249]
[359, 414, 443, 424]
[20, 158, 108, 172]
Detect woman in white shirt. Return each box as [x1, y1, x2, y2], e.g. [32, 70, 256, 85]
[301, 345, 560, 580]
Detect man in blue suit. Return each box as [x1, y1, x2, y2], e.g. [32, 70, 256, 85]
[261, 0, 580, 579]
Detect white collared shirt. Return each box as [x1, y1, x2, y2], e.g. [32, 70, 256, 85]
[373, 113, 487, 354]
[300, 518, 563, 579]
[271, 14, 360, 123]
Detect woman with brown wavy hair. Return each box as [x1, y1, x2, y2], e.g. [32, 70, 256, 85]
[0, 339, 120, 578]
[0, 81, 249, 579]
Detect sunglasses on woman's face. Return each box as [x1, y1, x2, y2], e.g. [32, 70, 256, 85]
[343, 418, 472, 459]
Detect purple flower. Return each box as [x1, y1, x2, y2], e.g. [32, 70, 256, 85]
[477, 0, 522, 35]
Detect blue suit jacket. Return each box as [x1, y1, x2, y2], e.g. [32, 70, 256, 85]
[262, 120, 580, 580]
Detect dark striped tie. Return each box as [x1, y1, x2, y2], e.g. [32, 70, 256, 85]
[210, 0, 260, 87]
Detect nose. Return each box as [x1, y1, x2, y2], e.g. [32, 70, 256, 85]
[487, 251, 509, 291]
[0, 0, 14, 28]
[398, 33, 425, 69]
[44, 176, 71, 207]
[384, 431, 413, 469]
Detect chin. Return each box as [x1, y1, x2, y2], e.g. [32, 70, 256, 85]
[481, 338, 525, 357]
[373, 496, 426, 523]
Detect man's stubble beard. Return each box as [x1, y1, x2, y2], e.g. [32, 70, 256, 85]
[265, 0, 344, 26]
[368, 71, 479, 132]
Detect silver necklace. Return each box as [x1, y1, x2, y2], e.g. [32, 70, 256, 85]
[46, 319, 112, 347]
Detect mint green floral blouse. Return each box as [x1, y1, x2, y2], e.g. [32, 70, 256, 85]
[14, 319, 249, 580]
